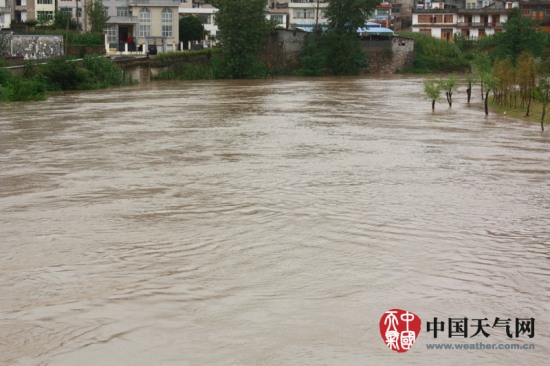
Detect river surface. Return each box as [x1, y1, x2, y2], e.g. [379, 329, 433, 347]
[0, 76, 549, 366]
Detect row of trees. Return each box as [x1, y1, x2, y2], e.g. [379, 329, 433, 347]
[211, 0, 380, 78]
[422, 9, 549, 131]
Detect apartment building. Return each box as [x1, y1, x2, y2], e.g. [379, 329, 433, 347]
[1, 0, 12, 29]
[179, 0, 218, 37]
[412, 0, 519, 40]
[102, 0, 179, 52]
[520, 0, 550, 31]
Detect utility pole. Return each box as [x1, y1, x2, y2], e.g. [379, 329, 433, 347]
[315, 0, 320, 28]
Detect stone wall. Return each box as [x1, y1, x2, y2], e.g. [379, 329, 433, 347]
[363, 36, 414, 74]
[0, 31, 11, 58]
[0, 33, 64, 60]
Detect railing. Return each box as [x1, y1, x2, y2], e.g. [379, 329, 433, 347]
[128, 0, 180, 5]
[0, 6, 12, 13]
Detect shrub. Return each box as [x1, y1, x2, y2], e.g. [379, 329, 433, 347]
[83, 56, 125, 86]
[9, 77, 48, 101]
[40, 57, 90, 90]
[398, 32, 469, 73]
[0, 63, 12, 86]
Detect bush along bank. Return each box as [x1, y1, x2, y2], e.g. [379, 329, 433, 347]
[0, 56, 136, 102]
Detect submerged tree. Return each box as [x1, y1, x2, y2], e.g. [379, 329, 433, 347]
[471, 53, 492, 101]
[440, 77, 457, 107]
[481, 73, 498, 115]
[465, 73, 476, 104]
[424, 79, 442, 110]
[516, 53, 537, 116]
[533, 77, 549, 132]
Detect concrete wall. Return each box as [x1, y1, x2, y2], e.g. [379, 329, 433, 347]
[0, 32, 64, 59]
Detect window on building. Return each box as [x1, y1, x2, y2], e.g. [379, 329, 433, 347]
[162, 8, 173, 38]
[522, 8, 530, 15]
[444, 15, 453, 23]
[139, 8, 151, 37]
[105, 25, 117, 45]
[37, 0, 53, 4]
[418, 15, 431, 23]
[117, 7, 129, 17]
[294, 9, 315, 19]
[60, 7, 71, 13]
[271, 14, 284, 25]
[197, 14, 211, 24]
[37, 11, 54, 20]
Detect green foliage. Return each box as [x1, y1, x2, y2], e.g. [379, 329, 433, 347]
[179, 16, 205, 47]
[40, 57, 90, 90]
[399, 32, 469, 73]
[0, 62, 12, 86]
[82, 56, 125, 86]
[211, 0, 272, 78]
[52, 11, 78, 31]
[424, 79, 442, 102]
[494, 8, 545, 64]
[155, 48, 217, 62]
[325, 32, 365, 75]
[85, 0, 110, 34]
[9, 77, 48, 101]
[154, 63, 214, 81]
[295, 33, 328, 76]
[325, 0, 379, 35]
[69, 32, 105, 46]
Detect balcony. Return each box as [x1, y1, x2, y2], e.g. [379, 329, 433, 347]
[0, 6, 12, 13]
[108, 16, 138, 24]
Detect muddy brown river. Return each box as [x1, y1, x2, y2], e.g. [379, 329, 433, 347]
[0, 76, 549, 365]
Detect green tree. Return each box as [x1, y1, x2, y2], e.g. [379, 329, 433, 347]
[179, 15, 205, 49]
[495, 8, 545, 64]
[516, 53, 537, 116]
[440, 77, 457, 107]
[297, 32, 328, 76]
[325, 0, 378, 34]
[211, 0, 272, 78]
[321, 0, 378, 75]
[52, 11, 78, 31]
[471, 52, 492, 100]
[85, 0, 110, 34]
[424, 79, 442, 110]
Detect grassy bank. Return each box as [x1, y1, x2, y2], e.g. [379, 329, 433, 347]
[489, 99, 547, 129]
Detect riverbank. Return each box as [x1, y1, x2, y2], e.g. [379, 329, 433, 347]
[489, 99, 547, 130]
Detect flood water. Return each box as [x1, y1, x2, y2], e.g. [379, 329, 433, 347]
[1, 76, 549, 366]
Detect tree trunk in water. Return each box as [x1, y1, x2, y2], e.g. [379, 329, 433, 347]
[467, 84, 471, 104]
[448, 92, 452, 107]
[481, 84, 484, 100]
[525, 96, 531, 117]
[484, 90, 490, 115]
[432, 100, 435, 110]
[542, 105, 546, 132]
